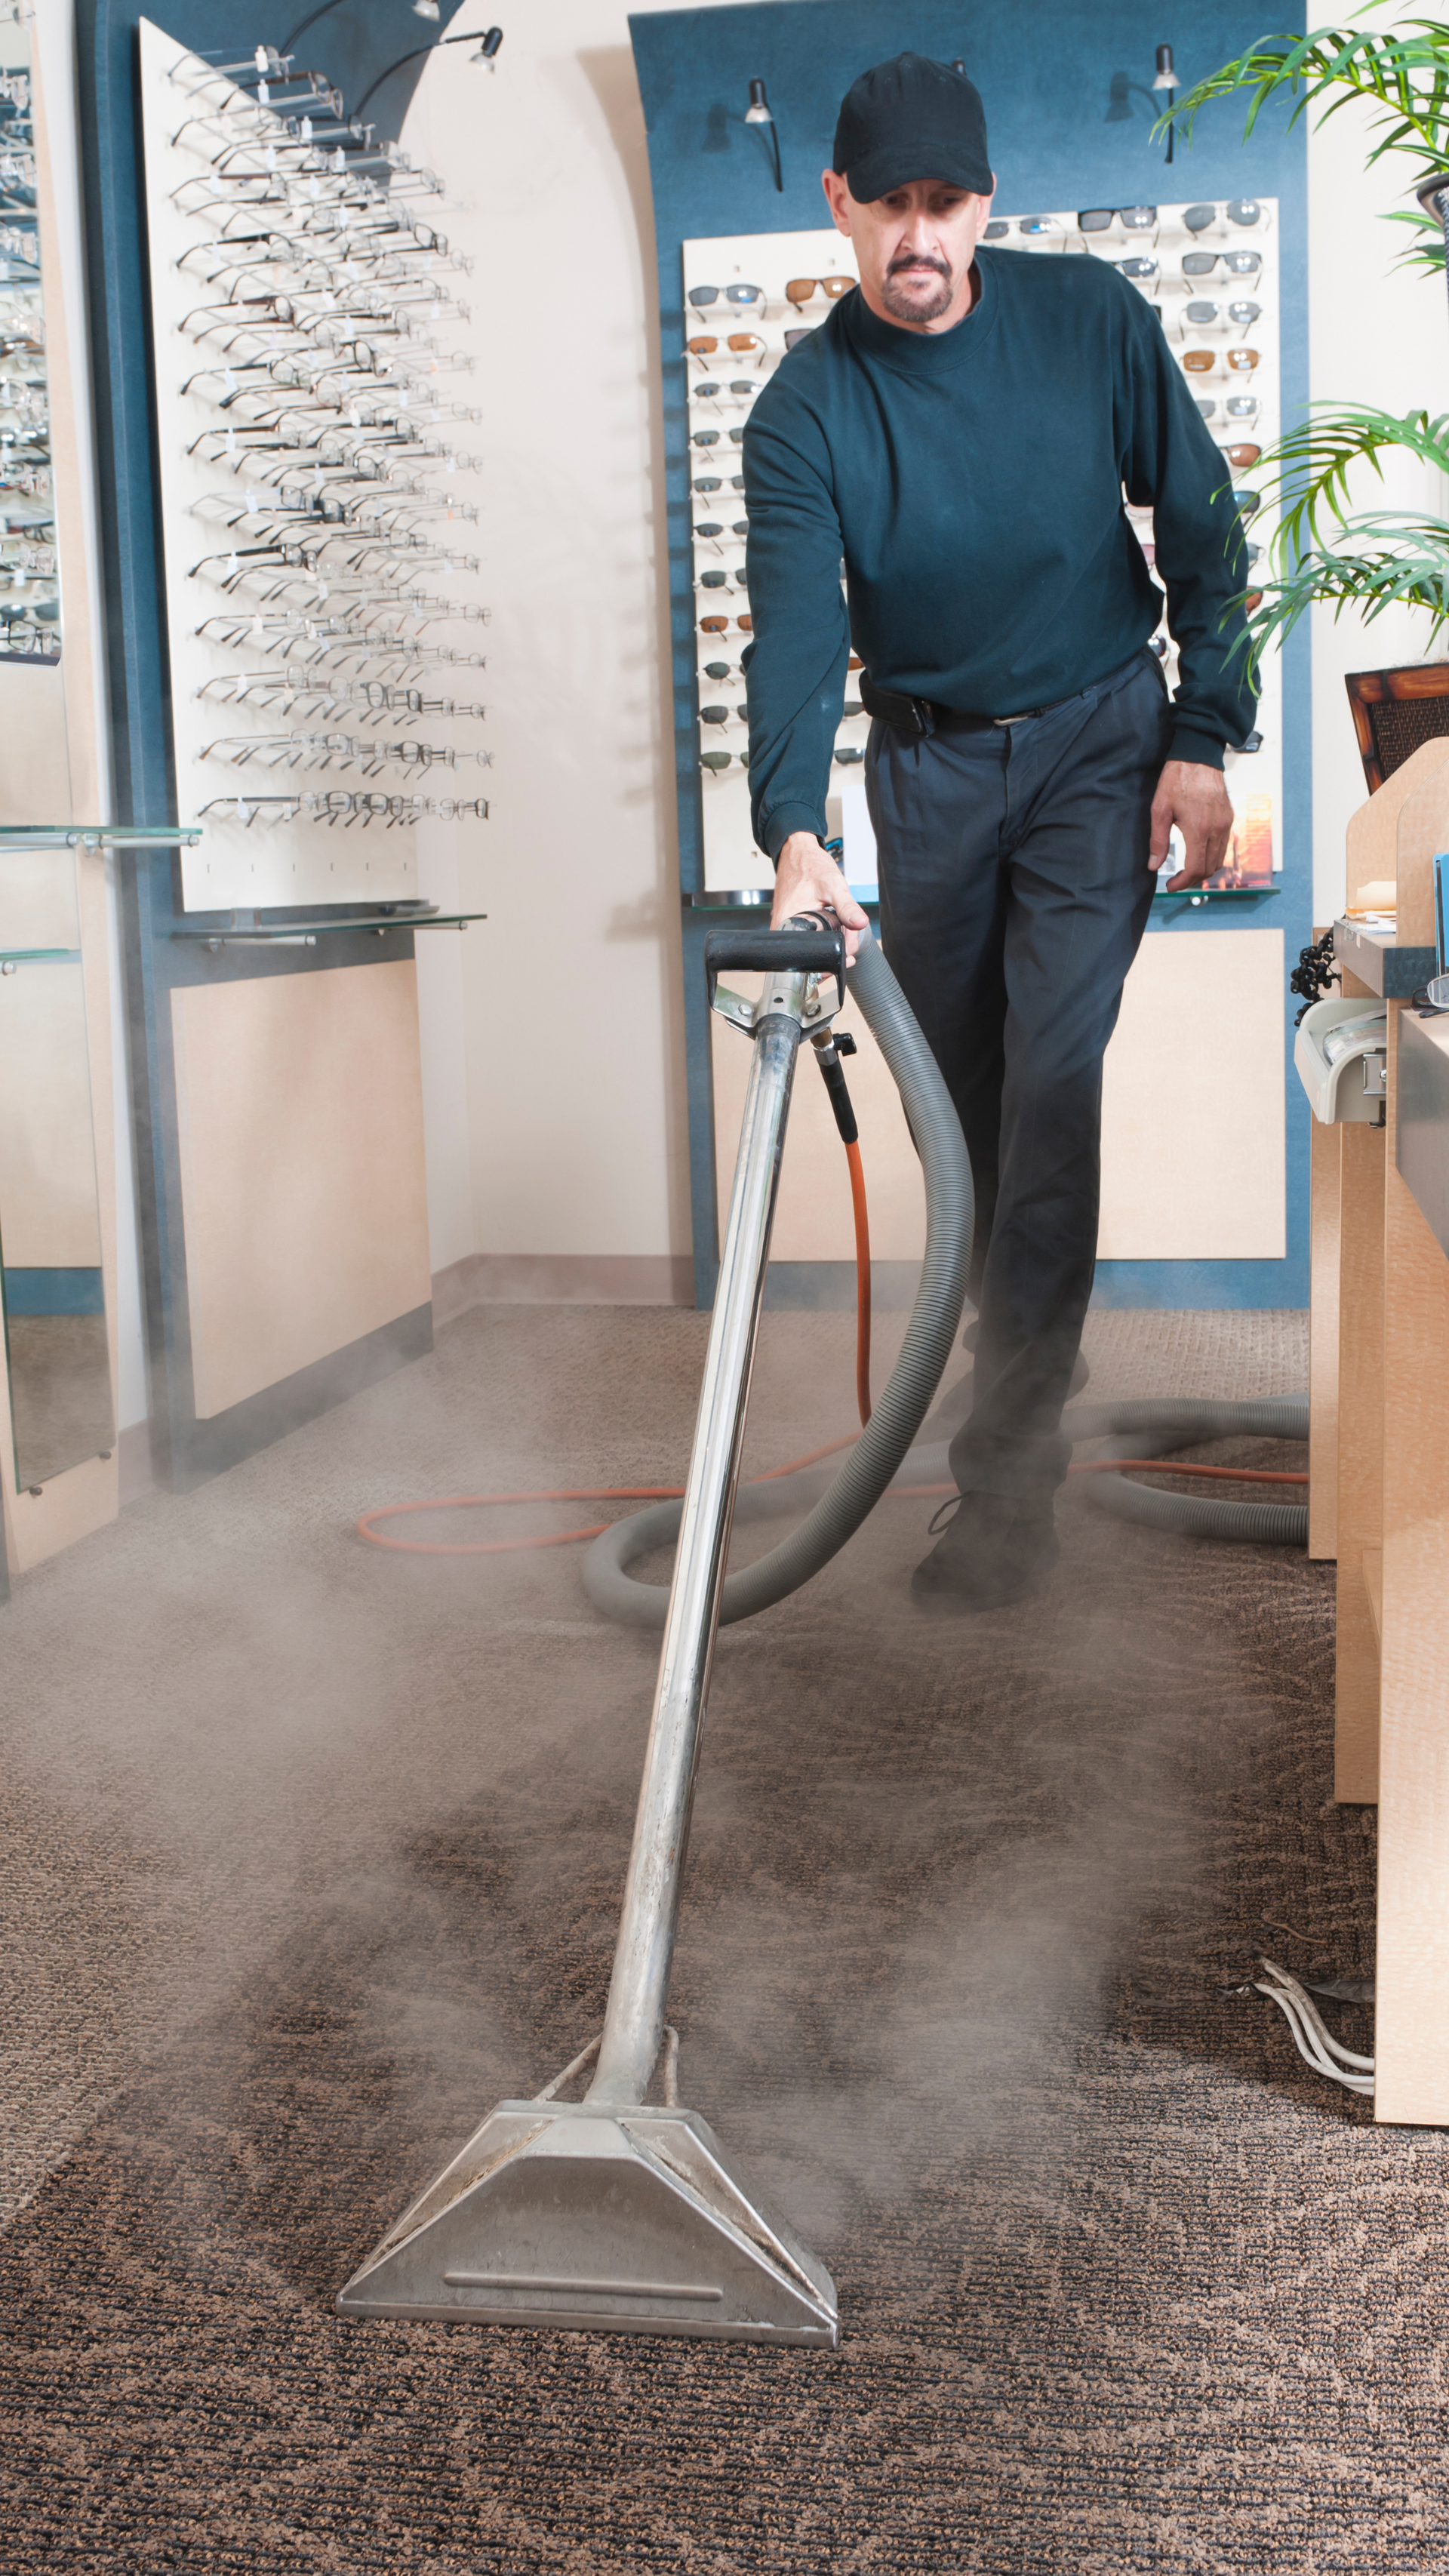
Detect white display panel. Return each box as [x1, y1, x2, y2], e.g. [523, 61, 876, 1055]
[684, 200, 1280, 897]
[139, 20, 489, 911]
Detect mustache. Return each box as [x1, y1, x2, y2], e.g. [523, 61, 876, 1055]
[887, 251, 952, 280]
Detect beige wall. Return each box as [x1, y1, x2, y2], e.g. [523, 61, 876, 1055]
[171, 965, 432, 1421]
[404, 0, 728, 1276]
[1307, 17, 1449, 922]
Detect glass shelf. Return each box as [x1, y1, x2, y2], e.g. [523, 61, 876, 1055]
[171, 908, 487, 949]
[1152, 883, 1280, 907]
[0, 946, 79, 968]
[0, 825, 202, 851]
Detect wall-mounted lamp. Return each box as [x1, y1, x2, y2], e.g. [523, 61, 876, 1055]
[1152, 42, 1178, 165]
[354, 21, 502, 120]
[745, 75, 783, 194]
[280, 0, 439, 63]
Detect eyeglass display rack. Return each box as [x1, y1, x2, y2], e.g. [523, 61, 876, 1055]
[137, 18, 490, 913]
[683, 199, 1281, 906]
[0, 14, 58, 663]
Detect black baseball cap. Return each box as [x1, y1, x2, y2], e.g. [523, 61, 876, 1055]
[832, 53, 992, 204]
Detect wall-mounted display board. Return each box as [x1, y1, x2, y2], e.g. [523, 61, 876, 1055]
[685, 202, 1281, 901]
[138, 18, 489, 913]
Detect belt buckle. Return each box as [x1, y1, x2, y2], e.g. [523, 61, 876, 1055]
[909, 695, 934, 740]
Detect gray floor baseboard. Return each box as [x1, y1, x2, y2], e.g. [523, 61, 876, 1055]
[432, 1254, 695, 1319]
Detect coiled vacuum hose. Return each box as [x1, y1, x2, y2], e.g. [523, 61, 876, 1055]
[1067, 1399, 1308, 1544]
[580, 927, 975, 1630]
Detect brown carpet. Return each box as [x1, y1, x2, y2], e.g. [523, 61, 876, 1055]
[2, 1303, 1430, 2574]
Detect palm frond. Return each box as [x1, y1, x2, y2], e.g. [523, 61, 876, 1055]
[1242, 529, 1449, 664]
[1218, 406, 1449, 554]
[1164, 14, 1449, 191]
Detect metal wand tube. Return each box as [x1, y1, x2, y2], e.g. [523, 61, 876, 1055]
[587, 977, 806, 2105]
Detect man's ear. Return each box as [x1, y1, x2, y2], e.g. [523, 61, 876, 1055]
[821, 167, 853, 239]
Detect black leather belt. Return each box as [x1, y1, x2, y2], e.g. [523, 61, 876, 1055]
[859, 669, 1066, 738]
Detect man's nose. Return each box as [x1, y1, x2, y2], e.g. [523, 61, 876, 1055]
[896, 216, 942, 258]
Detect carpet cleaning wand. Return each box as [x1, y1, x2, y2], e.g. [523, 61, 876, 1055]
[337, 919, 976, 2347]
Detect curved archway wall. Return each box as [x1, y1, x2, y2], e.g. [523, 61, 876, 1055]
[630, 0, 1310, 1309]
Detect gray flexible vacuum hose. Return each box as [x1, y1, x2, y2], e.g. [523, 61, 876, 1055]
[582, 926, 974, 1629]
[1063, 1396, 1308, 1544]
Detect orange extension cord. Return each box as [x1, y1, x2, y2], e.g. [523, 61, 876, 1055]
[357, 1128, 1305, 1557]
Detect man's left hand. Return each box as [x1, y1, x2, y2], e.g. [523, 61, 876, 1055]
[1149, 759, 1235, 888]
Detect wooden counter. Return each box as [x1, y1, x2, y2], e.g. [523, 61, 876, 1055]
[1315, 736, 1449, 2122]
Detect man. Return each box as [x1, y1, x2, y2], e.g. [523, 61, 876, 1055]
[740, 52, 1256, 1612]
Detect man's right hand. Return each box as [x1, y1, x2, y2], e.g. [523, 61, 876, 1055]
[771, 832, 870, 962]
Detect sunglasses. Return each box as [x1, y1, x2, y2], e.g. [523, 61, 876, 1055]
[833, 746, 864, 765]
[1226, 394, 1259, 419]
[727, 332, 767, 363]
[1226, 348, 1259, 373]
[700, 748, 735, 770]
[1182, 349, 1217, 373]
[688, 283, 764, 309]
[1182, 251, 1261, 278]
[1078, 205, 1157, 232]
[1113, 256, 1158, 281]
[1224, 442, 1261, 468]
[699, 703, 733, 725]
[1017, 216, 1059, 237]
[701, 660, 736, 679]
[1232, 488, 1261, 518]
[783, 328, 816, 351]
[784, 277, 853, 306]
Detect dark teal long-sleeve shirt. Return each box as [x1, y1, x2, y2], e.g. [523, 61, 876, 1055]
[740, 248, 1257, 862]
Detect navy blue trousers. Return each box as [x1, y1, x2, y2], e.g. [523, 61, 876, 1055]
[866, 648, 1174, 1502]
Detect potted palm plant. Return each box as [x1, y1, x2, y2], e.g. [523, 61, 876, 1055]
[1171, 11, 1449, 669]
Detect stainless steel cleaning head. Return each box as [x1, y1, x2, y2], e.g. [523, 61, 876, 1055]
[337, 2095, 837, 2345]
